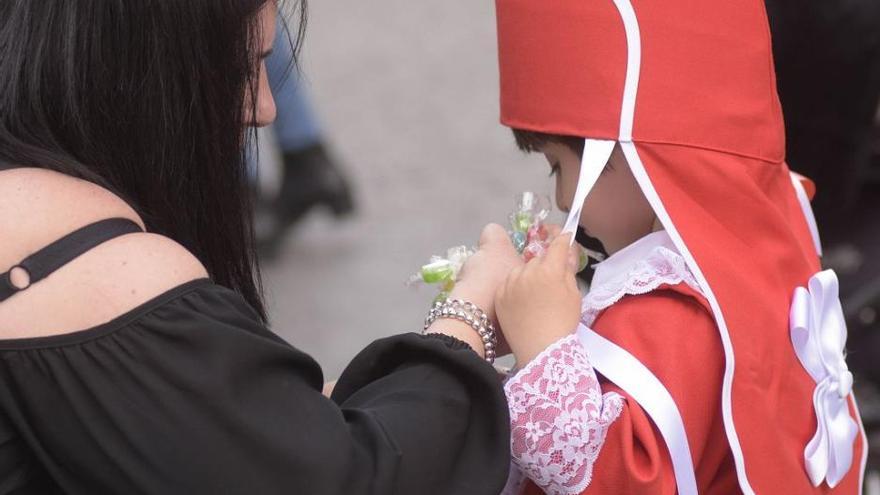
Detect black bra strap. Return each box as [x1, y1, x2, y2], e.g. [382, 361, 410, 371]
[0, 218, 143, 302]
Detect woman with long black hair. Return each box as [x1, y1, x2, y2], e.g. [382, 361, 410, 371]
[0, 1, 515, 493]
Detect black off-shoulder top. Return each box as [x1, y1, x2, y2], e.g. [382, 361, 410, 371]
[0, 194, 510, 494]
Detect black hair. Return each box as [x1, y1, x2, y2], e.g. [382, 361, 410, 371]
[511, 129, 585, 156]
[0, 1, 305, 321]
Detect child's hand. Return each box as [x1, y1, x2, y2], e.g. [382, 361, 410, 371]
[495, 233, 582, 365]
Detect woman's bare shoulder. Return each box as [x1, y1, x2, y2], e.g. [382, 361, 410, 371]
[0, 167, 208, 339]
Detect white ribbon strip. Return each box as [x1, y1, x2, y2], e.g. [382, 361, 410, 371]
[561, 139, 616, 243]
[790, 269, 858, 487]
[790, 173, 823, 257]
[578, 324, 698, 495]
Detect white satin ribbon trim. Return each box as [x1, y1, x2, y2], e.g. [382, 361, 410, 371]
[790, 269, 858, 487]
[561, 139, 616, 243]
[577, 324, 698, 495]
[790, 172, 823, 257]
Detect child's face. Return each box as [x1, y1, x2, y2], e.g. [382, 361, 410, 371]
[540, 142, 658, 254]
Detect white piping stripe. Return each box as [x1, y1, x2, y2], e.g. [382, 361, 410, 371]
[790, 173, 823, 257]
[611, 0, 640, 142]
[621, 141, 756, 495]
[578, 324, 699, 495]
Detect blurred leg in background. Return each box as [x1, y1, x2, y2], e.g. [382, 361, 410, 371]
[765, 0, 880, 487]
[257, 21, 355, 257]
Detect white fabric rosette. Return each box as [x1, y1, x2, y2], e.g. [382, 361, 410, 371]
[790, 269, 859, 488]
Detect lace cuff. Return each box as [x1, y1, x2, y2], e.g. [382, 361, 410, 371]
[504, 334, 624, 495]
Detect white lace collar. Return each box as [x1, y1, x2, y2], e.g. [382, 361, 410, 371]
[581, 231, 702, 324]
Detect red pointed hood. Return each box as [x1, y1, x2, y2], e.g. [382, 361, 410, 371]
[496, 0, 866, 493]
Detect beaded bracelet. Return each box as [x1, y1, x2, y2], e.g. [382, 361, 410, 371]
[423, 298, 498, 364]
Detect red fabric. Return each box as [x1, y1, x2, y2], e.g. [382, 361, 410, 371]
[496, 0, 626, 143]
[793, 173, 818, 200]
[496, 0, 784, 161]
[522, 285, 739, 494]
[637, 144, 865, 494]
[495, 0, 865, 491]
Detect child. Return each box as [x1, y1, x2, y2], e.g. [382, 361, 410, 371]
[492, 0, 867, 494]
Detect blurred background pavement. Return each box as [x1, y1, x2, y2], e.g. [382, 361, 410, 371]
[261, 0, 552, 378]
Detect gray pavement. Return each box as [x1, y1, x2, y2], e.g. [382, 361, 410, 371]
[262, 0, 556, 379]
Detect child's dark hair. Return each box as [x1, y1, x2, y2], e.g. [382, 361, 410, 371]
[512, 129, 585, 156]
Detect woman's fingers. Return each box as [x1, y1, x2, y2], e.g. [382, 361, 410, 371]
[479, 223, 520, 259]
[479, 223, 509, 248]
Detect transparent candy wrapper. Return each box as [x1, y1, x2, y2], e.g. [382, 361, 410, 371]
[409, 192, 605, 301]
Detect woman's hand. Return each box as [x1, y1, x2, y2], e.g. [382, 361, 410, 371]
[495, 233, 582, 365]
[425, 224, 523, 357]
[451, 223, 524, 322]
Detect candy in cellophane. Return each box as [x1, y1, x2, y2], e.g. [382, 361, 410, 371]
[408, 192, 602, 301]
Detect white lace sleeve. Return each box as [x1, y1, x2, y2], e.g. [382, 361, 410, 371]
[504, 334, 624, 495]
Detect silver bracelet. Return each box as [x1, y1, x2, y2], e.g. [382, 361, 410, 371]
[423, 298, 498, 364]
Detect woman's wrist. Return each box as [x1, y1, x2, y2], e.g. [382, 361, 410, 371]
[423, 296, 498, 362]
[424, 319, 486, 358]
[448, 281, 497, 322]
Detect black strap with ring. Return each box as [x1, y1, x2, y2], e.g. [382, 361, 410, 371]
[0, 218, 143, 302]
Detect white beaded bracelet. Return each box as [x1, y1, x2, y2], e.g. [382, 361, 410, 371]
[423, 298, 498, 364]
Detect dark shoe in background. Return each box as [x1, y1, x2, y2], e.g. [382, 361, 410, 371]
[257, 143, 355, 258]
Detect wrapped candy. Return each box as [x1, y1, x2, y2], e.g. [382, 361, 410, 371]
[409, 246, 475, 301]
[409, 192, 602, 297]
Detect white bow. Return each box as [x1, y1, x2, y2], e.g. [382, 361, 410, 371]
[790, 269, 859, 488]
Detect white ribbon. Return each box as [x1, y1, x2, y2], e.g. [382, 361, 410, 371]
[578, 324, 698, 495]
[790, 172, 823, 257]
[790, 269, 858, 488]
[561, 139, 616, 243]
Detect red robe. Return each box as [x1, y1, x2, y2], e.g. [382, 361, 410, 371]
[522, 283, 741, 494]
[496, 0, 867, 489]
